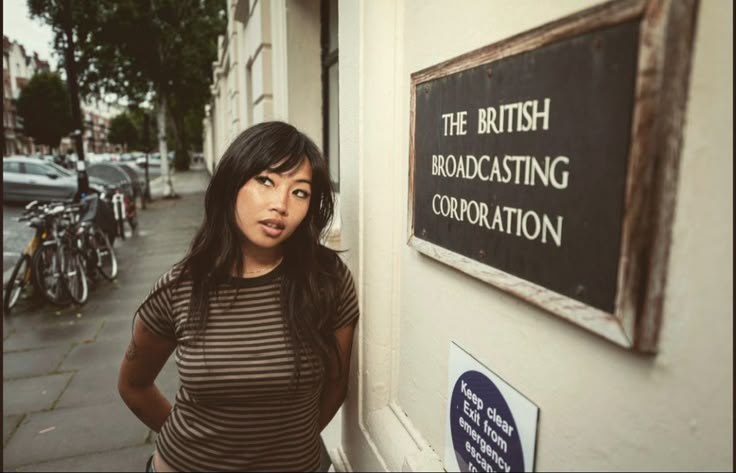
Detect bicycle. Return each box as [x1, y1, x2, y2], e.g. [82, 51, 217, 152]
[4, 195, 121, 313]
[3, 201, 68, 313]
[2, 202, 39, 313]
[30, 202, 73, 307]
[3, 250, 31, 313]
[56, 204, 89, 305]
[73, 194, 119, 281]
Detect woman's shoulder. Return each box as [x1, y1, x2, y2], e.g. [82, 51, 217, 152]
[151, 261, 190, 292]
[316, 246, 353, 280]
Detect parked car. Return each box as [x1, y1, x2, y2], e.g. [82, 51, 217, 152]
[86, 162, 136, 200]
[136, 153, 158, 168]
[116, 162, 147, 198]
[3, 156, 112, 203]
[135, 152, 173, 169]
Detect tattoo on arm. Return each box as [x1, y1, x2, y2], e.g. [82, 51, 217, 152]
[125, 337, 138, 361]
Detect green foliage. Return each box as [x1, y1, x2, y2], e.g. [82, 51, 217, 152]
[127, 106, 176, 152]
[108, 113, 139, 149]
[28, 0, 225, 170]
[127, 107, 155, 152]
[16, 71, 73, 148]
[77, 0, 225, 169]
[28, 0, 105, 162]
[184, 108, 204, 151]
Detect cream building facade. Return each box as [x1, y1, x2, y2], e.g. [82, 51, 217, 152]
[204, 0, 733, 470]
[3, 35, 50, 156]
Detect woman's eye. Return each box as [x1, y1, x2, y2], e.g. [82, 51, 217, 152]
[293, 189, 311, 199]
[255, 176, 273, 186]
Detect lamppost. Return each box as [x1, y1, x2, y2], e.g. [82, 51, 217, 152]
[142, 111, 152, 204]
[70, 129, 90, 201]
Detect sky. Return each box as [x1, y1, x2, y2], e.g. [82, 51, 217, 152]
[3, 0, 58, 70]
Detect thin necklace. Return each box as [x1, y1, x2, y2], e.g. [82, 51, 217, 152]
[244, 257, 283, 275]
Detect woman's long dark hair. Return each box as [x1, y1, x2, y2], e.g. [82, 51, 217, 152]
[172, 121, 343, 386]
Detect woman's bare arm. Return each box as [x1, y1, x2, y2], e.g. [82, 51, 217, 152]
[118, 316, 177, 432]
[318, 322, 357, 431]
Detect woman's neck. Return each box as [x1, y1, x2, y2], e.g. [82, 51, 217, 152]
[240, 245, 283, 277]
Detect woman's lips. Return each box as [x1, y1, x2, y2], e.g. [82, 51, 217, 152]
[259, 220, 285, 238]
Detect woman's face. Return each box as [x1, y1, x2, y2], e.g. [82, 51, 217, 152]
[234, 158, 313, 253]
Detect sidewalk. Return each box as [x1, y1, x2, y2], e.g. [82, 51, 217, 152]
[3, 166, 210, 471]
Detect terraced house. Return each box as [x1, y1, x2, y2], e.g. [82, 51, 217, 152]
[204, 1, 732, 471]
[3, 35, 50, 156]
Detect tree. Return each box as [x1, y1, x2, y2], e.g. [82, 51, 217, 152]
[16, 71, 73, 150]
[108, 112, 139, 150]
[73, 0, 225, 195]
[28, 0, 100, 196]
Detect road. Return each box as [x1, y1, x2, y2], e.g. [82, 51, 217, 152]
[3, 168, 161, 281]
[3, 204, 34, 279]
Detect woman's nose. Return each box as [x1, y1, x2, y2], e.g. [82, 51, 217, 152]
[269, 190, 289, 215]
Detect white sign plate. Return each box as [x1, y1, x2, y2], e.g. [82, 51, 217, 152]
[445, 342, 539, 472]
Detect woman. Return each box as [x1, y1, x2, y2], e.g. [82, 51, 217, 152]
[118, 121, 360, 472]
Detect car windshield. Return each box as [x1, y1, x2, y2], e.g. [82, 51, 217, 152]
[88, 164, 130, 184]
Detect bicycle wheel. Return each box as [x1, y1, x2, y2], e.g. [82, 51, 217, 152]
[91, 227, 118, 280]
[32, 243, 70, 306]
[117, 218, 126, 240]
[128, 213, 138, 231]
[3, 254, 31, 314]
[59, 245, 88, 305]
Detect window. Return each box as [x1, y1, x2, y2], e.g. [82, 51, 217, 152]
[88, 164, 127, 184]
[3, 161, 21, 173]
[321, 0, 339, 191]
[24, 162, 49, 176]
[46, 161, 74, 177]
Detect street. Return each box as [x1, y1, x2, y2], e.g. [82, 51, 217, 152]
[3, 204, 34, 280]
[2, 167, 211, 471]
[3, 163, 164, 282]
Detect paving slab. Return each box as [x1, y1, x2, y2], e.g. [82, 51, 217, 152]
[3, 346, 71, 380]
[4, 415, 24, 446]
[14, 444, 154, 472]
[54, 364, 122, 410]
[3, 373, 73, 416]
[3, 309, 88, 341]
[128, 257, 185, 274]
[2, 321, 101, 352]
[95, 318, 136, 342]
[3, 312, 63, 334]
[58, 339, 127, 372]
[2, 402, 150, 470]
[101, 281, 156, 301]
[2, 168, 209, 470]
[82, 302, 140, 321]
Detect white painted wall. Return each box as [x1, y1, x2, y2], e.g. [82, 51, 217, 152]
[285, 0, 322, 146]
[206, 0, 323, 167]
[337, 0, 733, 471]
[204, 0, 732, 470]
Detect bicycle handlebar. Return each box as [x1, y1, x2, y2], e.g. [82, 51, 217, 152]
[17, 201, 82, 223]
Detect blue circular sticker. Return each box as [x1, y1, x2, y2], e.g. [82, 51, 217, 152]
[450, 370, 524, 472]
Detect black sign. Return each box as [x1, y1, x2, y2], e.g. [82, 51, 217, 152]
[413, 20, 640, 313]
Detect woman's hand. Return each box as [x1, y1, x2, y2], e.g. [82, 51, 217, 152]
[318, 321, 357, 431]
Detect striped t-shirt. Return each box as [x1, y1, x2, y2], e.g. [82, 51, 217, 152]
[136, 258, 360, 471]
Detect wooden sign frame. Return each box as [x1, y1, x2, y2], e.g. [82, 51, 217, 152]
[407, 0, 699, 352]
